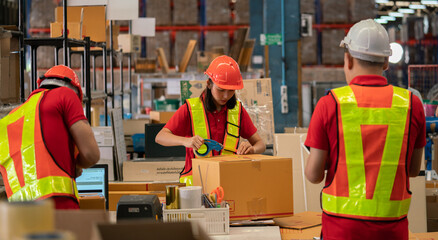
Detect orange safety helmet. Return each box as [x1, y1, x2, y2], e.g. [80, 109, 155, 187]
[204, 55, 243, 90]
[37, 65, 83, 101]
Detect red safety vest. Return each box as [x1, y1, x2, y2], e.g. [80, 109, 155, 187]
[322, 85, 411, 221]
[0, 90, 79, 202]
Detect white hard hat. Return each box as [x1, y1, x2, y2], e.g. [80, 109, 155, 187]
[340, 19, 392, 63]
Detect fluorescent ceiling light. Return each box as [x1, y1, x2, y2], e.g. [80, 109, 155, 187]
[375, 0, 389, 3]
[409, 4, 426, 9]
[389, 12, 404, 17]
[421, 0, 438, 4]
[375, 19, 388, 24]
[389, 42, 403, 64]
[396, 1, 411, 6]
[381, 16, 396, 21]
[398, 8, 415, 13]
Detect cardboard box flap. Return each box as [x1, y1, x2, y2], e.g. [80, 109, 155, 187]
[198, 154, 290, 163]
[56, 210, 109, 240]
[273, 211, 322, 230]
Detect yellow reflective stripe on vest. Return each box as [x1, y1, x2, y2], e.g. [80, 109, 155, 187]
[223, 101, 240, 155]
[187, 98, 212, 157]
[322, 86, 410, 218]
[0, 92, 41, 194]
[9, 176, 78, 201]
[0, 91, 77, 201]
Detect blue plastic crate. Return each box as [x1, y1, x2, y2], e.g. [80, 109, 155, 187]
[132, 133, 145, 153]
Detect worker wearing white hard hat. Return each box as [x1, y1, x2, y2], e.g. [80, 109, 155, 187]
[305, 19, 426, 240]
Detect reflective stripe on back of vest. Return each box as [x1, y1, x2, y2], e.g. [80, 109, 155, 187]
[0, 91, 78, 201]
[322, 85, 411, 220]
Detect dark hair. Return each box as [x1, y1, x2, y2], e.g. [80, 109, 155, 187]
[201, 79, 237, 112]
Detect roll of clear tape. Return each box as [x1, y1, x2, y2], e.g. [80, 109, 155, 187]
[0, 199, 55, 240]
[179, 186, 202, 209]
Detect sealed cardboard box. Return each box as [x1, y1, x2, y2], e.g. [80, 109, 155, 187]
[79, 194, 106, 210]
[192, 154, 293, 220]
[123, 119, 150, 135]
[150, 111, 175, 124]
[180, 78, 275, 145]
[122, 160, 185, 182]
[108, 191, 165, 211]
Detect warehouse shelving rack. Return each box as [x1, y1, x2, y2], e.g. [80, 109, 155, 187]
[16, 0, 135, 126]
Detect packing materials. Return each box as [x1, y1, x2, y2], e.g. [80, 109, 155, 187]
[274, 132, 324, 214]
[180, 78, 275, 145]
[0, 200, 54, 240]
[179, 186, 202, 209]
[192, 154, 293, 220]
[122, 160, 185, 182]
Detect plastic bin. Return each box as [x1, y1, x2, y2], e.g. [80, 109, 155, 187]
[163, 205, 229, 235]
[132, 133, 145, 153]
[154, 99, 180, 111]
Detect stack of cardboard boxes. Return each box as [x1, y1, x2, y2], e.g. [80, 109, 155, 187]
[0, 27, 20, 104]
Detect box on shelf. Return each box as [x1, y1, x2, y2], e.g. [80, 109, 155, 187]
[55, 6, 106, 43]
[173, 0, 198, 25]
[146, 0, 171, 26]
[322, 29, 345, 65]
[78, 194, 106, 210]
[122, 160, 185, 182]
[123, 119, 151, 135]
[50, 22, 84, 40]
[206, 0, 231, 25]
[150, 111, 176, 124]
[192, 154, 293, 220]
[135, 58, 156, 73]
[180, 78, 275, 145]
[321, 0, 348, 24]
[118, 34, 141, 53]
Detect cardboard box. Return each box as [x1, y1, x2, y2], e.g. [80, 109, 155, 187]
[180, 78, 275, 145]
[277, 211, 322, 240]
[410, 231, 438, 239]
[280, 226, 321, 240]
[55, 6, 106, 43]
[409, 174, 427, 233]
[118, 34, 141, 53]
[122, 160, 185, 182]
[93, 127, 114, 147]
[108, 182, 185, 192]
[0, 56, 10, 103]
[50, 22, 84, 40]
[0, 35, 10, 57]
[192, 154, 293, 220]
[150, 111, 175, 124]
[79, 194, 106, 210]
[123, 119, 150, 135]
[108, 191, 165, 211]
[55, 210, 109, 240]
[275, 132, 324, 214]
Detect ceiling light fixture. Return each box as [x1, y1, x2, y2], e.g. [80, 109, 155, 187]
[409, 4, 426, 9]
[398, 8, 415, 13]
[381, 16, 396, 21]
[421, 0, 438, 4]
[375, 0, 389, 3]
[389, 12, 404, 17]
[375, 19, 388, 24]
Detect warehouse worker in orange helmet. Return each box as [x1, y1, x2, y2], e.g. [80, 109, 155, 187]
[304, 19, 425, 240]
[0, 65, 100, 209]
[156, 55, 266, 185]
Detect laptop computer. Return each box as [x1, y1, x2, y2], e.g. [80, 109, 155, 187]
[76, 164, 109, 209]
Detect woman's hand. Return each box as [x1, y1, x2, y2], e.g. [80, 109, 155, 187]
[236, 141, 254, 155]
[184, 135, 204, 150]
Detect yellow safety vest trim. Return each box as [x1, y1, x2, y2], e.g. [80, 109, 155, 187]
[322, 85, 411, 219]
[0, 91, 78, 201]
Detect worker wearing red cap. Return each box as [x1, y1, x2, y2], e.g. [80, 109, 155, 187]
[0, 65, 100, 209]
[156, 55, 266, 185]
[304, 19, 426, 239]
